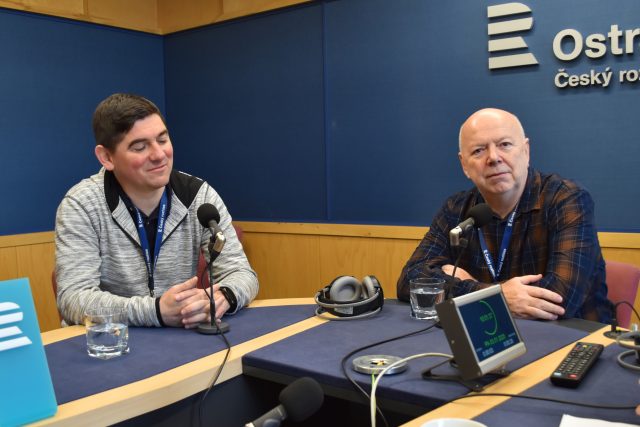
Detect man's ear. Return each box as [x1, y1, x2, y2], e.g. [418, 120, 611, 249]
[95, 145, 115, 171]
[458, 152, 470, 179]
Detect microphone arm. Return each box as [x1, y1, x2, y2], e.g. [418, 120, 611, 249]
[449, 227, 463, 247]
[445, 203, 492, 298]
[209, 227, 226, 260]
[447, 225, 478, 299]
[450, 240, 467, 286]
[198, 229, 230, 335]
[449, 218, 475, 247]
[450, 203, 492, 247]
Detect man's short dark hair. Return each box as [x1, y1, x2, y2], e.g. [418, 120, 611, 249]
[92, 93, 165, 151]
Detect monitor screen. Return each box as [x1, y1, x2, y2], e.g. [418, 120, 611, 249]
[457, 290, 521, 363]
[436, 285, 526, 380]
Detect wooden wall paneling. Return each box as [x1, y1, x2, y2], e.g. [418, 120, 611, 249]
[0, 247, 18, 280]
[603, 248, 640, 267]
[157, 0, 223, 34]
[371, 237, 422, 298]
[317, 235, 419, 300]
[242, 232, 321, 299]
[318, 235, 372, 285]
[16, 242, 59, 332]
[3, 226, 640, 331]
[87, 0, 158, 33]
[1, 0, 312, 34]
[237, 221, 427, 240]
[158, 0, 311, 33]
[219, 0, 310, 20]
[240, 224, 640, 324]
[0, 0, 85, 18]
[0, 0, 159, 33]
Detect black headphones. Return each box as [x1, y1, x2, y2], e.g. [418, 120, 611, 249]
[314, 275, 384, 320]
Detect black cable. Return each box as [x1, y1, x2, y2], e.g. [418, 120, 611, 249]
[443, 391, 637, 410]
[197, 260, 232, 427]
[450, 226, 472, 281]
[614, 300, 640, 325]
[198, 331, 231, 427]
[340, 322, 439, 427]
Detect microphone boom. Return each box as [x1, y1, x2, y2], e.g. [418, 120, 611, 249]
[196, 203, 229, 335]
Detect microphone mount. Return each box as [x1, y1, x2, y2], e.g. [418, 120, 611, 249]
[449, 203, 492, 248]
[197, 219, 230, 335]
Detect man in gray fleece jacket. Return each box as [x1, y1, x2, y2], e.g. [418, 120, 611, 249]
[55, 93, 258, 327]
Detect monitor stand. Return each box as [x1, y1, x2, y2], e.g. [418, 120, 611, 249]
[421, 358, 511, 392]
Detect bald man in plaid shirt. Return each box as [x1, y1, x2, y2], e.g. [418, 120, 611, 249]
[398, 108, 612, 323]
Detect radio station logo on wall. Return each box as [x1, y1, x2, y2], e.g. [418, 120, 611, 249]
[553, 24, 640, 88]
[487, 2, 538, 70]
[487, 2, 640, 89]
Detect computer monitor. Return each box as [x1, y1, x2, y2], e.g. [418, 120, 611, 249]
[435, 285, 526, 381]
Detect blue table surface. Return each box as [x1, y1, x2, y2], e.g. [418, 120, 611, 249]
[242, 301, 589, 409]
[474, 343, 640, 426]
[45, 304, 316, 404]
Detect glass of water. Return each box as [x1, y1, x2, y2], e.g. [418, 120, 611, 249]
[84, 307, 129, 359]
[409, 278, 445, 320]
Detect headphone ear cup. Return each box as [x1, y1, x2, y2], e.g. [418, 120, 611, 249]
[329, 276, 363, 302]
[361, 276, 379, 299]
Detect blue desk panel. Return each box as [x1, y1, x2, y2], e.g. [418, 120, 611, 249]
[45, 305, 315, 404]
[474, 344, 639, 426]
[242, 301, 588, 409]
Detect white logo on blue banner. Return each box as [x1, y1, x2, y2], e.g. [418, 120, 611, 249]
[0, 302, 33, 352]
[487, 2, 539, 70]
[0, 278, 57, 426]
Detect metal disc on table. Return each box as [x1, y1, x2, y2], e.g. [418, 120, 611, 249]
[352, 354, 407, 375]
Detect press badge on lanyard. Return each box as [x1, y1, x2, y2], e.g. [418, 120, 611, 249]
[132, 189, 168, 297]
[477, 206, 517, 282]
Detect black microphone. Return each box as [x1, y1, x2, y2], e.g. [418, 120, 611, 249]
[443, 203, 493, 306]
[197, 203, 226, 259]
[245, 377, 324, 427]
[449, 203, 492, 247]
[196, 203, 229, 335]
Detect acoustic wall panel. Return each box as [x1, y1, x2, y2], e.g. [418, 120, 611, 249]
[164, 4, 326, 222]
[2, 1, 639, 234]
[323, 0, 640, 231]
[0, 9, 164, 235]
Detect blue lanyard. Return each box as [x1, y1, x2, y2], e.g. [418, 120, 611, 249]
[477, 205, 517, 282]
[132, 189, 168, 297]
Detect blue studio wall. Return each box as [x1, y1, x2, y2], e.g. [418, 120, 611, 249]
[2, 0, 640, 236]
[165, 0, 640, 231]
[0, 9, 164, 235]
[164, 5, 326, 221]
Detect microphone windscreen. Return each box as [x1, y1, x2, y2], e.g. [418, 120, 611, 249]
[197, 203, 221, 228]
[279, 377, 324, 422]
[467, 203, 492, 228]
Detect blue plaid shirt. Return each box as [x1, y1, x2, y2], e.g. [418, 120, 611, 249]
[397, 168, 612, 323]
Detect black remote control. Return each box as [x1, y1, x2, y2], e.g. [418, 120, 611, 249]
[550, 341, 604, 388]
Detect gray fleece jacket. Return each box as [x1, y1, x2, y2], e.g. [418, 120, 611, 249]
[55, 168, 258, 326]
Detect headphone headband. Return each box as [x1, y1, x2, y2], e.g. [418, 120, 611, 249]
[314, 275, 384, 320]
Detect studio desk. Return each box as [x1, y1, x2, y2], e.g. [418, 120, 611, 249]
[33, 299, 638, 426]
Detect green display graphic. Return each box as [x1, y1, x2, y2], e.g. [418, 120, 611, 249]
[479, 299, 509, 351]
[479, 300, 497, 336]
